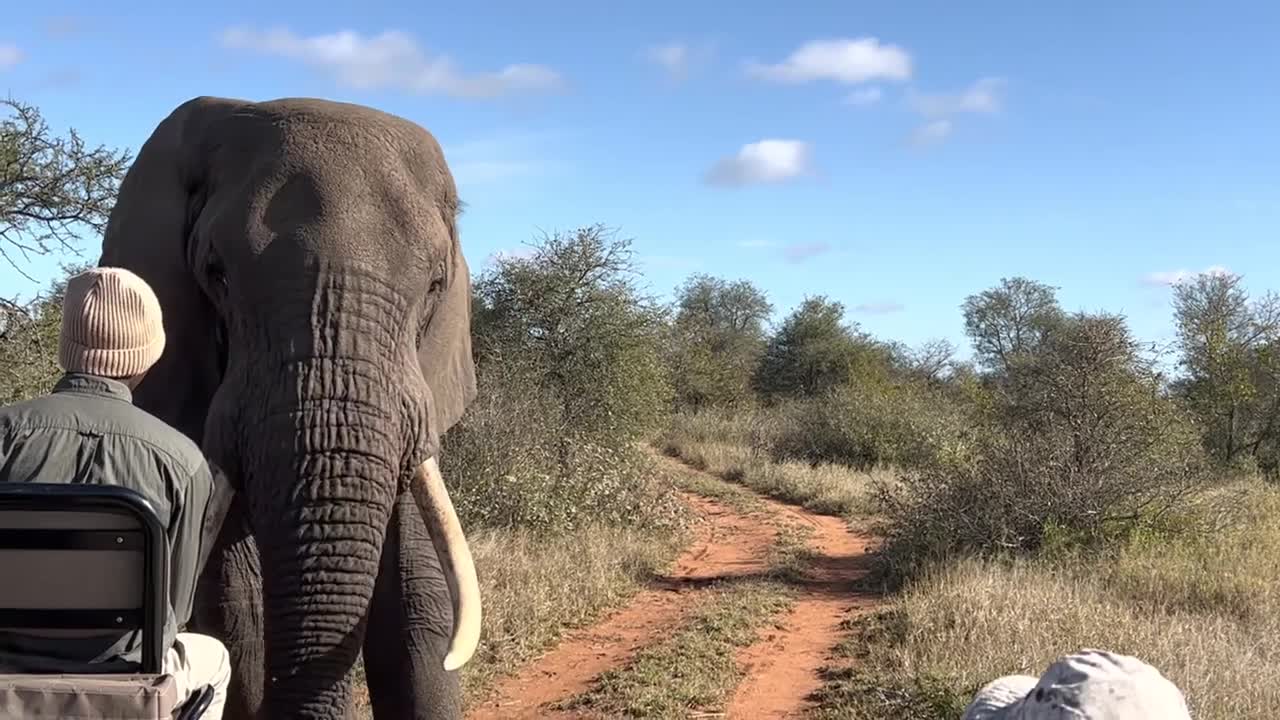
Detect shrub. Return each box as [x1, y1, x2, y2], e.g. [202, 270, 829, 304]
[0, 264, 89, 404]
[767, 379, 975, 472]
[875, 312, 1216, 580]
[444, 366, 683, 536]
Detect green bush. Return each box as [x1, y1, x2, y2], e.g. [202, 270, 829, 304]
[767, 379, 975, 472]
[875, 313, 1216, 581]
[444, 364, 683, 536]
[0, 264, 88, 404]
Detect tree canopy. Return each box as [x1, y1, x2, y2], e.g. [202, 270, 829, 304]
[666, 273, 772, 409]
[753, 295, 892, 401]
[0, 98, 130, 278]
[961, 276, 1063, 376]
[473, 224, 672, 450]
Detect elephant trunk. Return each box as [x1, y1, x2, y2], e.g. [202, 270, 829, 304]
[243, 365, 407, 716]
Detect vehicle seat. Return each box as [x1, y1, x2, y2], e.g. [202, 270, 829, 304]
[0, 484, 214, 719]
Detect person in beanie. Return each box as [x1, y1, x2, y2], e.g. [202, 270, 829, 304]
[0, 266, 230, 718]
[962, 648, 1191, 719]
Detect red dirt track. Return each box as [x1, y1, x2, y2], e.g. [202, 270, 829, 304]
[465, 452, 884, 719]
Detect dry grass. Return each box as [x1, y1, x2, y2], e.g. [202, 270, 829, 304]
[814, 476, 1280, 719]
[656, 437, 887, 522]
[459, 522, 689, 702]
[663, 414, 1280, 718]
[349, 519, 688, 716]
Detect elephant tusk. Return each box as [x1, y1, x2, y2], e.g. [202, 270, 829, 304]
[409, 456, 482, 672]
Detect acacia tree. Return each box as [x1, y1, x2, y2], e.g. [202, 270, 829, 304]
[667, 273, 772, 409]
[753, 296, 891, 402]
[475, 224, 671, 467]
[0, 98, 130, 277]
[1172, 271, 1280, 469]
[961, 276, 1064, 377]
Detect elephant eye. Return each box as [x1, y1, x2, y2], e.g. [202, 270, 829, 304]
[206, 258, 229, 295]
[428, 278, 444, 295]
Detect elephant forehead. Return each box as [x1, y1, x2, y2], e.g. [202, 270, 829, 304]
[200, 146, 449, 272]
[206, 102, 456, 214]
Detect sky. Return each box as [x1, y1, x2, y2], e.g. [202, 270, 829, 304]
[2, 0, 1279, 358]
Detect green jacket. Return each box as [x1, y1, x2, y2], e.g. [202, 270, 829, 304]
[0, 372, 221, 672]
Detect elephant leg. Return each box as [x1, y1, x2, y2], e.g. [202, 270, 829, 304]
[363, 490, 463, 720]
[190, 496, 265, 720]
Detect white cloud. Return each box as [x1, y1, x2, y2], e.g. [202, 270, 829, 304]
[443, 132, 556, 185]
[910, 119, 952, 146]
[907, 76, 1006, 117]
[782, 241, 832, 263]
[704, 139, 814, 187]
[219, 27, 563, 98]
[900, 77, 1006, 147]
[745, 37, 911, 85]
[843, 86, 883, 106]
[0, 44, 23, 71]
[1143, 265, 1235, 287]
[646, 43, 690, 74]
[643, 41, 715, 80]
[853, 301, 905, 314]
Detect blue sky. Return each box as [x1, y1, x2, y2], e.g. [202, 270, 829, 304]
[2, 0, 1279, 359]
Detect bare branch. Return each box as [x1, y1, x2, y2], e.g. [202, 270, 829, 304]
[0, 96, 131, 275]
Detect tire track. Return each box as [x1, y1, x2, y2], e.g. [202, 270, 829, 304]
[465, 450, 885, 719]
[465, 490, 779, 719]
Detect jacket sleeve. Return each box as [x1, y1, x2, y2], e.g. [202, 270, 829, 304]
[169, 460, 215, 628]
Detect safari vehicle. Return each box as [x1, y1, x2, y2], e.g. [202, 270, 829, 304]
[0, 483, 216, 719]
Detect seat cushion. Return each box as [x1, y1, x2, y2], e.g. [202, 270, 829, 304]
[0, 673, 178, 719]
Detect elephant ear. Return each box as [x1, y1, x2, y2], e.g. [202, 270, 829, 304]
[417, 237, 478, 453]
[97, 96, 242, 445]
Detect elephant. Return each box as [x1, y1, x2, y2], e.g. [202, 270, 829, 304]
[95, 95, 483, 720]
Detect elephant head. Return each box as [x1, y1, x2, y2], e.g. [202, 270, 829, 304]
[97, 96, 481, 712]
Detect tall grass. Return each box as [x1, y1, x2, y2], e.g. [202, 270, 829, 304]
[662, 404, 1280, 719]
[460, 522, 689, 701]
[654, 434, 887, 521]
[815, 476, 1280, 719]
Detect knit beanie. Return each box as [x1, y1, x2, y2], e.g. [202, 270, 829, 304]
[58, 267, 166, 378]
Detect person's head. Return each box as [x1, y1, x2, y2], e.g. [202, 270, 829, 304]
[58, 267, 166, 389]
[962, 649, 1190, 720]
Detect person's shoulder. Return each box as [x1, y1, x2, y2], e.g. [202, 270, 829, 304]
[111, 404, 208, 477]
[0, 392, 75, 434]
[0, 392, 58, 420]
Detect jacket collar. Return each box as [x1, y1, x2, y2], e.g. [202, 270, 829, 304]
[51, 372, 134, 403]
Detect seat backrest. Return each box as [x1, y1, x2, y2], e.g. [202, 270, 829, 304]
[0, 484, 168, 673]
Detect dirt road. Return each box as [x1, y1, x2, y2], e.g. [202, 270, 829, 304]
[465, 452, 884, 719]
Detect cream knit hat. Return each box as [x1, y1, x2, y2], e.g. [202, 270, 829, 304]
[58, 267, 166, 379]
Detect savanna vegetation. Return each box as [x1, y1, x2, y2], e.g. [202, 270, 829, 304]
[5, 95, 1278, 718]
[659, 273, 1280, 718]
